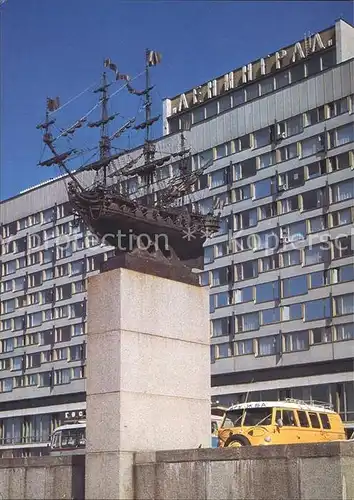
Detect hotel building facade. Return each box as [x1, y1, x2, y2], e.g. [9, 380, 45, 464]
[1, 18, 354, 456]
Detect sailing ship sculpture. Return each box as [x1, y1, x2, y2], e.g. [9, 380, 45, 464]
[37, 50, 220, 267]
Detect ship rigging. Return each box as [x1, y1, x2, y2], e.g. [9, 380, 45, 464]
[37, 49, 220, 265]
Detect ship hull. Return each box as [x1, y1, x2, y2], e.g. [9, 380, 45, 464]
[69, 187, 218, 262]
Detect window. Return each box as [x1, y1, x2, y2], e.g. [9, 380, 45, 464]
[3, 299, 15, 314]
[236, 260, 258, 280]
[212, 267, 228, 286]
[307, 160, 326, 179]
[284, 331, 309, 352]
[309, 271, 328, 289]
[306, 54, 321, 76]
[320, 413, 331, 429]
[56, 326, 71, 343]
[73, 323, 85, 337]
[210, 169, 226, 189]
[254, 128, 270, 148]
[260, 78, 274, 96]
[232, 184, 251, 202]
[28, 312, 42, 328]
[336, 323, 354, 341]
[261, 254, 280, 272]
[281, 250, 301, 267]
[329, 152, 352, 172]
[254, 178, 274, 199]
[282, 303, 303, 321]
[338, 265, 354, 283]
[304, 245, 326, 265]
[1, 378, 13, 393]
[232, 90, 245, 107]
[258, 336, 277, 356]
[55, 369, 70, 385]
[286, 115, 303, 136]
[283, 275, 307, 298]
[234, 208, 257, 230]
[275, 71, 289, 89]
[279, 143, 298, 161]
[284, 220, 306, 240]
[234, 286, 253, 304]
[301, 135, 325, 157]
[72, 367, 84, 380]
[4, 260, 16, 275]
[255, 281, 279, 303]
[280, 196, 299, 214]
[71, 302, 86, 318]
[259, 202, 277, 220]
[302, 188, 325, 210]
[308, 215, 327, 233]
[239, 312, 259, 332]
[312, 327, 332, 344]
[56, 306, 69, 319]
[259, 151, 276, 169]
[236, 339, 253, 355]
[27, 353, 40, 369]
[2, 337, 14, 353]
[304, 298, 331, 321]
[290, 64, 305, 83]
[212, 317, 230, 337]
[215, 242, 228, 258]
[333, 236, 353, 259]
[335, 123, 354, 147]
[283, 410, 297, 426]
[261, 308, 280, 325]
[245, 84, 259, 101]
[331, 179, 354, 203]
[308, 412, 321, 428]
[335, 294, 354, 316]
[234, 157, 257, 181]
[70, 345, 82, 361]
[297, 411, 310, 427]
[219, 95, 231, 113]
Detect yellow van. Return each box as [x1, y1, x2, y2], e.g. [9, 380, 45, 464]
[218, 400, 346, 447]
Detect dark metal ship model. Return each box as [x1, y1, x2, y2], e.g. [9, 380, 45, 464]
[37, 50, 220, 268]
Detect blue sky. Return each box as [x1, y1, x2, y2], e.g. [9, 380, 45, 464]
[1, 0, 353, 201]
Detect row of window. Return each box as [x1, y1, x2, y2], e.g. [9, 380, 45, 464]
[208, 149, 353, 195]
[0, 324, 85, 354]
[212, 293, 354, 337]
[168, 49, 338, 132]
[1, 280, 86, 315]
[201, 160, 354, 223]
[210, 264, 354, 312]
[0, 344, 85, 372]
[1, 203, 73, 240]
[193, 102, 353, 176]
[1, 225, 109, 257]
[0, 366, 85, 393]
[202, 235, 353, 286]
[233, 223, 352, 255]
[211, 322, 354, 359]
[0, 301, 86, 333]
[1, 250, 113, 282]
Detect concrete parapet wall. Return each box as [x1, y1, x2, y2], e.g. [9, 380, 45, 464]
[0, 455, 85, 500]
[134, 441, 354, 500]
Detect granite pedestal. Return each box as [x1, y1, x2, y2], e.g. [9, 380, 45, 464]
[85, 256, 210, 499]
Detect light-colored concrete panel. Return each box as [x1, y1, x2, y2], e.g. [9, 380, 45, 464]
[119, 329, 210, 400]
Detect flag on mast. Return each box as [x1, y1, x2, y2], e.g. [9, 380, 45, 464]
[104, 58, 130, 81]
[47, 97, 60, 112]
[147, 50, 162, 66]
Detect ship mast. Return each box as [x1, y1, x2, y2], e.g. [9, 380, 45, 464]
[143, 48, 155, 173]
[99, 72, 111, 185]
[37, 99, 83, 190]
